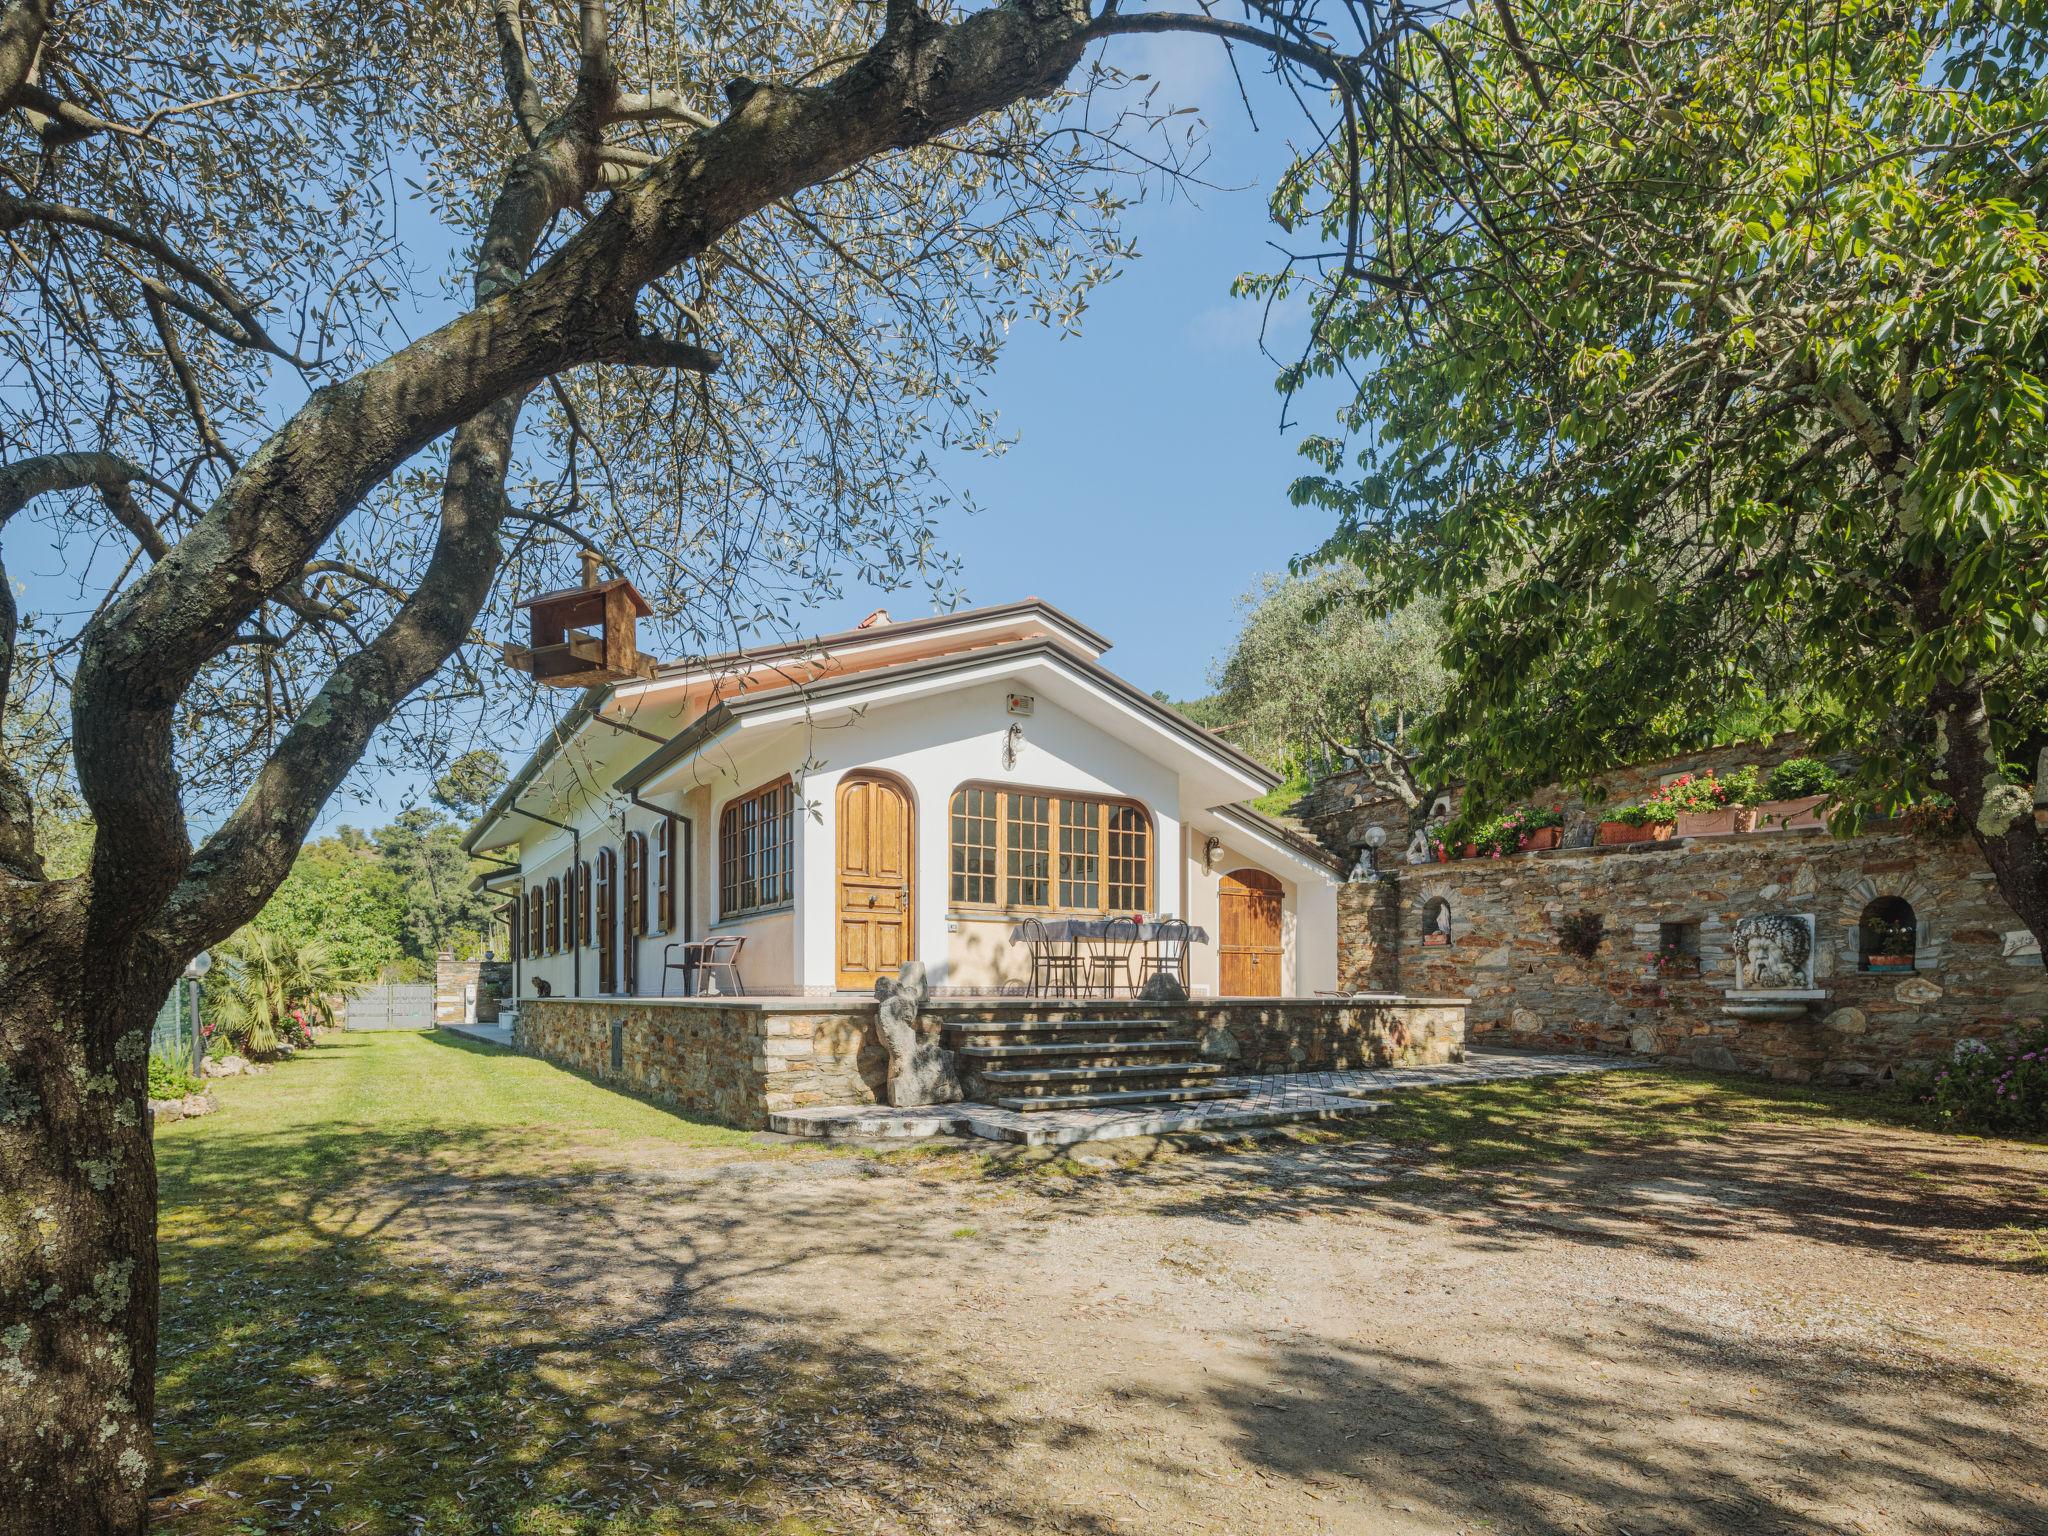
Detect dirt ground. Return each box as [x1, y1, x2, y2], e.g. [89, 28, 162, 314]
[375, 1112, 2048, 1536]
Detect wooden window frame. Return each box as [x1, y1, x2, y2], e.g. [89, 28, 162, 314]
[525, 888, 543, 957]
[576, 860, 592, 948]
[718, 776, 795, 920]
[947, 783, 1153, 917]
[546, 876, 562, 954]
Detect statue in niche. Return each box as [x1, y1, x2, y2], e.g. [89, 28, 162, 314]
[1734, 913, 1813, 991]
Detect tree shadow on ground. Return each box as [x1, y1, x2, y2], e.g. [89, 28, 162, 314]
[1119, 1314, 2047, 1535]
[1073, 1074, 2048, 1276]
[155, 1122, 1115, 1535]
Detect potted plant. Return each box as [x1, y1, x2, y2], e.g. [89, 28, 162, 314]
[1862, 914, 1916, 972]
[1651, 937, 1701, 977]
[1665, 767, 1763, 838]
[1596, 801, 1676, 844]
[1514, 806, 1567, 851]
[1751, 756, 1838, 832]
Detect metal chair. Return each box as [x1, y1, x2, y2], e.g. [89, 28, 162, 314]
[1083, 915, 1141, 998]
[1020, 916, 1081, 998]
[1144, 916, 1193, 991]
[667, 935, 745, 996]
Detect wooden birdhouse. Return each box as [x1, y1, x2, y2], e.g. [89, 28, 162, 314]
[503, 551, 657, 687]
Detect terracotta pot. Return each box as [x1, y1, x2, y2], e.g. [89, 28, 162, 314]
[1460, 843, 1480, 859]
[1866, 955, 1914, 972]
[1421, 933, 1450, 947]
[1596, 820, 1674, 845]
[1674, 805, 1758, 838]
[1750, 794, 1828, 832]
[1519, 827, 1562, 851]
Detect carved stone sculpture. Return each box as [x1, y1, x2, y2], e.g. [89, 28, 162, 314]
[1404, 827, 1434, 865]
[1733, 913, 1814, 991]
[873, 961, 962, 1107]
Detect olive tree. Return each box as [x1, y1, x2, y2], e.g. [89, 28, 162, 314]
[0, 0, 1472, 1526]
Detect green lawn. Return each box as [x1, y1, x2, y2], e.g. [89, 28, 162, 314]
[153, 1031, 805, 1536]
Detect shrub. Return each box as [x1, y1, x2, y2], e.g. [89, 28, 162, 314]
[1921, 1026, 2048, 1135]
[1464, 805, 1567, 857]
[1766, 756, 1841, 799]
[1606, 801, 1674, 828]
[147, 1056, 199, 1101]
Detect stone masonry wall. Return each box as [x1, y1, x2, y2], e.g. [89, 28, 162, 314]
[518, 994, 1470, 1129]
[1297, 732, 1823, 860]
[1338, 827, 2045, 1082]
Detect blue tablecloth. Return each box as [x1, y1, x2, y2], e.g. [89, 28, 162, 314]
[1008, 920, 1209, 944]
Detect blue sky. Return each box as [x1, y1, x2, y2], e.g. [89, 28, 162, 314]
[14, 30, 1350, 828]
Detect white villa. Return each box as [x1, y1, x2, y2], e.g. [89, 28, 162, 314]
[465, 598, 1344, 1001]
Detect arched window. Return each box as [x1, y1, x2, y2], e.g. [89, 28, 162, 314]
[595, 847, 618, 994]
[654, 818, 676, 934]
[1859, 897, 1917, 972]
[946, 784, 1152, 914]
[576, 860, 593, 947]
[623, 831, 649, 993]
[546, 877, 562, 954]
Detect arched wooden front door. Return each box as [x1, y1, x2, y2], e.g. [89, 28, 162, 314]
[1218, 868, 1284, 995]
[836, 772, 914, 989]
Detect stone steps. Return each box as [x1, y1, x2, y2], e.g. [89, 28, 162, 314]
[955, 1038, 1199, 1063]
[944, 1018, 1222, 1112]
[991, 1082, 1243, 1113]
[980, 1062, 1227, 1096]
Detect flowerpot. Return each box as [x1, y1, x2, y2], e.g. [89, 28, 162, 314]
[1750, 794, 1828, 832]
[1421, 933, 1450, 947]
[1596, 820, 1674, 845]
[1519, 827, 1562, 852]
[1674, 806, 1757, 838]
[1460, 843, 1480, 859]
[1866, 956, 1914, 972]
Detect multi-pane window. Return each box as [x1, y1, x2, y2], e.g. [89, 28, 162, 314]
[948, 785, 1151, 914]
[719, 778, 794, 918]
[950, 786, 998, 905]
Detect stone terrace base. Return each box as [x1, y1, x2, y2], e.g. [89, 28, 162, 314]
[768, 1050, 1622, 1147]
[515, 993, 1469, 1132]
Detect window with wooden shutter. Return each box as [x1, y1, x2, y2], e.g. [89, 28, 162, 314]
[947, 785, 1152, 915]
[595, 847, 617, 993]
[576, 861, 592, 947]
[546, 877, 561, 954]
[719, 778, 794, 918]
[654, 818, 675, 934]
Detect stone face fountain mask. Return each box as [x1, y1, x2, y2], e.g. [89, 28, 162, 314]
[1735, 913, 1813, 991]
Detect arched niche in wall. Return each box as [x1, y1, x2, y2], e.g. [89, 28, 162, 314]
[1858, 895, 1918, 972]
[1421, 894, 1453, 947]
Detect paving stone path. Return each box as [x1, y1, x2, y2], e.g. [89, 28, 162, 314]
[770, 1048, 1625, 1145]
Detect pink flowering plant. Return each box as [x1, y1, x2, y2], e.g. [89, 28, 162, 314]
[1921, 1025, 2048, 1135]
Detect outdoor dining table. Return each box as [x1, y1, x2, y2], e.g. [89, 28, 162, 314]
[1009, 919, 1210, 997]
[1009, 919, 1210, 944]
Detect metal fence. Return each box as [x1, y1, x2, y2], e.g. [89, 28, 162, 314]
[344, 982, 437, 1031]
[151, 981, 205, 1074]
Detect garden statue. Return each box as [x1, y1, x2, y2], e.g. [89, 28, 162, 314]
[1733, 913, 1814, 991]
[874, 961, 962, 1108]
[1404, 826, 1435, 864]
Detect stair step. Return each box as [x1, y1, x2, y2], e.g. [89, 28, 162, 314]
[942, 1018, 1178, 1035]
[981, 1061, 1223, 1085]
[956, 1039, 1199, 1061]
[994, 1083, 1244, 1112]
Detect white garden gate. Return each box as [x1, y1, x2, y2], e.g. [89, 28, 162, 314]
[344, 983, 436, 1031]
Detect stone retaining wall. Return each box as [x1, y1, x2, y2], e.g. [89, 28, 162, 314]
[517, 994, 1469, 1129]
[1337, 827, 2044, 1082]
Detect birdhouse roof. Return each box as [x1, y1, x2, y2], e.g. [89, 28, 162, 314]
[512, 576, 654, 618]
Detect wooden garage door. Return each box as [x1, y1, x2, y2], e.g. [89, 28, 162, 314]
[1218, 868, 1283, 996]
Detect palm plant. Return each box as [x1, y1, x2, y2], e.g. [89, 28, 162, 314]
[208, 930, 360, 1057]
